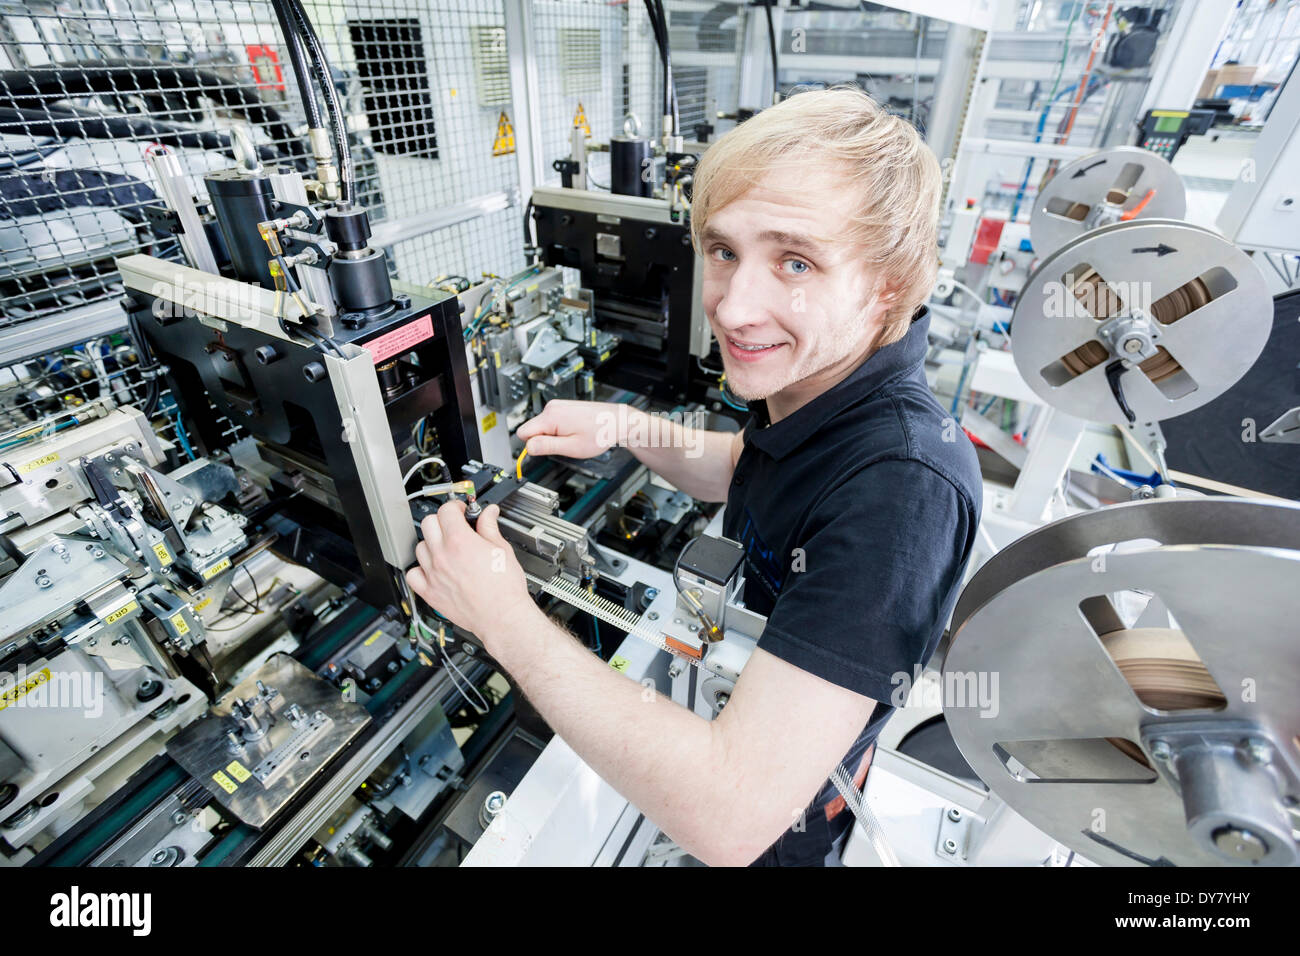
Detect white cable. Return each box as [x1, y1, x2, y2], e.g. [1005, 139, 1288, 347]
[402, 456, 447, 486]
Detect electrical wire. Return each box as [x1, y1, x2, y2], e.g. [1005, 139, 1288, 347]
[763, 1, 780, 104]
[515, 447, 528, 480]
[269, 0, 324, 130]
[402, 456, 448, 486]
[282, 0, 354, 203]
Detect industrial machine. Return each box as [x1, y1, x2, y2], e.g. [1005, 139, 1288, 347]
[0, 0, 1295, 872]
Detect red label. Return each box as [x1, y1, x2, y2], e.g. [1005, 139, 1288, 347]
[362, 316, 434, 364]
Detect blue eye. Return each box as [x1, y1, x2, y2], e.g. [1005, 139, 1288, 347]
[783, 259, 810, 275]
[713, 247, 736, 261]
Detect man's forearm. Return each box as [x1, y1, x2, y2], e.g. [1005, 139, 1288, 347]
[620, 407, 738, 503]
[485, 602, 753, 865]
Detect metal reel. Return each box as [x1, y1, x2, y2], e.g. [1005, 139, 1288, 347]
[1030, 146, 1186, 258]
[1010, 218, 1272, 425]
[944, 497, 1300, 867]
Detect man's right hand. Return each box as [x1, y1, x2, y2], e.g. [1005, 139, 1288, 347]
[516, 400, 632, 460]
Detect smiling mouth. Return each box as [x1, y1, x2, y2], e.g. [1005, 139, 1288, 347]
[726, 337, 781, 353]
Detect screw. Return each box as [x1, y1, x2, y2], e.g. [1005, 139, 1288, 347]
[1124, 338, 1144, 354]
[943, 839, 957, 854]
[36, 575, 51, 588]
[171, 810, 188, 825]
[646, 588, 659, 600]
[647, 611, 659, 621]
[947, 808, 962, 822]
[1244, 738, 1273, 765]
[673, 618, 684, 626]
[1150, 740, 1171, 761]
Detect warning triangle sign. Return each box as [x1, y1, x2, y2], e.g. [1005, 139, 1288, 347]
[492, 111, 516, 156]
[573, 101, 591, 136]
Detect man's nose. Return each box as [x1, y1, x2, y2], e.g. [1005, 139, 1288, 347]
[712, 261, 777, 331]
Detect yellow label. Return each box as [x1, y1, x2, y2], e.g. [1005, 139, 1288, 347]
[1151, 109, 1187, 117]
[102, 600, 140, 625]
[600, 350, 610, 362]
[212, 770, 238, 794]
[363, 628, 384, 647]
[609, 656, 630, 673]
[0, 668, 51, 712]
[526, 282, 539, 293]
[169, 612, 190, 636]
[572, 359, 584, 372]
[194, 596, 213, 613]
[226, 761, 251, 784]
[493, 350, 501, 369]
[202, 557, 232, 580]
[152, 541, 173, 566]
[482, 412, 497, 433]
[18, 453, 59, 473]
[589, 330, 597, 346]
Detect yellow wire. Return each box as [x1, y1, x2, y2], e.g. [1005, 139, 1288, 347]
[515, 447, 528, 480]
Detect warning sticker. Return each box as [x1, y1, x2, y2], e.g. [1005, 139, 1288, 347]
[212, 770, 238, 794]
[492, 111, 516, 156]
[609, 656, 630, 673]
[361, 315, 434, 365]
[152, 541, 173, 566]
[226, 760, 252, 784]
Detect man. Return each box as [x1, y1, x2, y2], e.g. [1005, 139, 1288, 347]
[406, 87, 982, 866]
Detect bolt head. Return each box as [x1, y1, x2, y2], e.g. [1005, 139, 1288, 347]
[947, 807, 962, 822]
[1150, 740, 1172, 760]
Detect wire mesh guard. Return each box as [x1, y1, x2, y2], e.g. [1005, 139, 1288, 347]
[0, 0, 680, 454]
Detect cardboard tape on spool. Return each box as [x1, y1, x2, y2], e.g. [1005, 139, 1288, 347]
[1099, 627, 1227, 712]
[1010, 219, 1272, 426]
[1029, 145, 1186, 259]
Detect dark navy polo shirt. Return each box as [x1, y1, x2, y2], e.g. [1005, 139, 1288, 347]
[724, 308, 982, 866]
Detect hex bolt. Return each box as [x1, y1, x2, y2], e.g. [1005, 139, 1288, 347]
[1244, 738, 1273, 765]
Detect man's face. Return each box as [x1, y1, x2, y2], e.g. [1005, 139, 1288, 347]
[699, 166, 889, 404]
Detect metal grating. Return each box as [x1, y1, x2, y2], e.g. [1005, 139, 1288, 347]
[0, 0, 526, 450]
[469, 24, 510, 108]
[559, 27, 601, 95]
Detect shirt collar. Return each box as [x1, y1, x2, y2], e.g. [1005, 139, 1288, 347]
[744, 307, 932, 461]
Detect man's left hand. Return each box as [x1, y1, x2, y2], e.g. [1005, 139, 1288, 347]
[405, 501, 531, 640]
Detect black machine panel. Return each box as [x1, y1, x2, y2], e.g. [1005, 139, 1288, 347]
[124, 290, 480, 613]
[533, 201, 698, 402]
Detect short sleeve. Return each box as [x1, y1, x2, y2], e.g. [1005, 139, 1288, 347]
[757, 458, 974, 704]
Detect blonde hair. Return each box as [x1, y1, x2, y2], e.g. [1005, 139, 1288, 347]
[690, 85, 941, 346]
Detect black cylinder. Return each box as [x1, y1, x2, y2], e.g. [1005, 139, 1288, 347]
[324, 204, 373, 255]
[611, 136, 653, 198]
[205, 168, 278, 288]
[329, 250, 393, 315]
